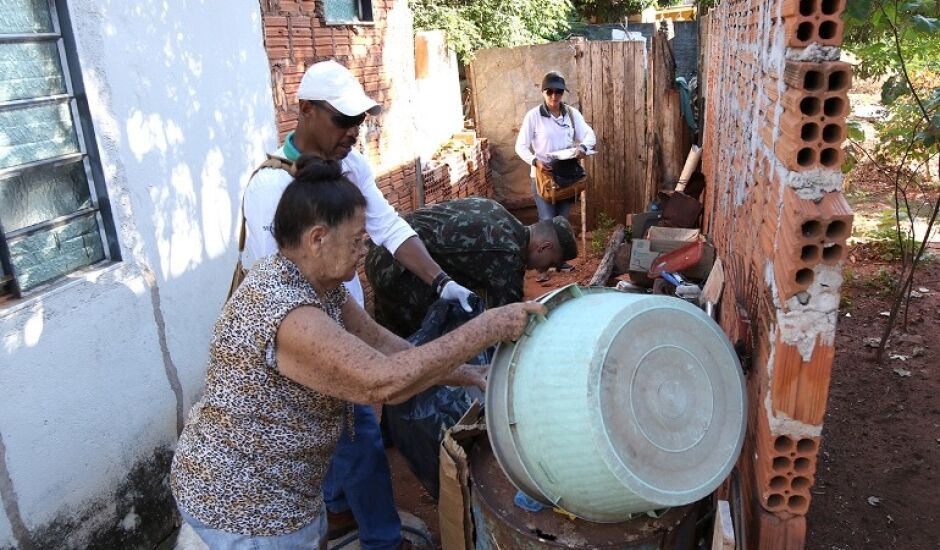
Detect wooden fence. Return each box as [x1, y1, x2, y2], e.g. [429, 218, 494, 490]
[575, 40, 647, 225]
[470, 36, 695, 229]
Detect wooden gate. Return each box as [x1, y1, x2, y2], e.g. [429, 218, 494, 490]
[576, 40, 648, 227]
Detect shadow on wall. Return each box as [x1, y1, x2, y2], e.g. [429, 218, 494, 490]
[85, 0, 275, 284]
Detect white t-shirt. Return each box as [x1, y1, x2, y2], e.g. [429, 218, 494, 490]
[514, 104, 597, 177]
[243, 147, 417, 306]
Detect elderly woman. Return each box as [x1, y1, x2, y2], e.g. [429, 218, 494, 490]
[515, 71, 596, 281]
[170, 156, 542, 549]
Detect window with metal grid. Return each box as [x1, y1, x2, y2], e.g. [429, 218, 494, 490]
[323, 0, 373, 24]
[0, 0, 119, 301]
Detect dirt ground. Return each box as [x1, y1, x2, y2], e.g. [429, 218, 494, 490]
[805, 258, 940, 549]
[804, 174, 940, 547]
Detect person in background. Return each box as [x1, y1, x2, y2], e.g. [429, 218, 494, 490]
[366, 197, 578, 337]
[172, 157, 544, 549]
[241, 60, 475, 549]
[514, 70, 596, 282]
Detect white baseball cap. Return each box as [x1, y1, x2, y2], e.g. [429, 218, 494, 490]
[297, 60, 382, 116]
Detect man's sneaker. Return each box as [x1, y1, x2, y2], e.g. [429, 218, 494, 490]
[326, 509, 358, 540]
[556, 262, 575, 272]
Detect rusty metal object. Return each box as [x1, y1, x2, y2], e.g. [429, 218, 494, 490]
[469, 439, 699, 549]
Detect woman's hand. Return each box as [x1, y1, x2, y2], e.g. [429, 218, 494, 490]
[440, 363, 490, 391]
[535, 159, 552, 172]
[486, 301, 548, 341]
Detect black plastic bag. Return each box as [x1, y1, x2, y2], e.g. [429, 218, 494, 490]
[550, 157, 586, 187]
[383, 295, 492, 499]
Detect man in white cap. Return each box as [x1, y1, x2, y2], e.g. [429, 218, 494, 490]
[243, 60, 474, 550]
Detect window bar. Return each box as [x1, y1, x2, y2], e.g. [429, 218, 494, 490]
[55, 0, 122, 261]
[0, 32, 59, 44]
[5, 207, 98, 242]
[0, 222, 22, 299]
[0, 94, 71, 112]
[0, 152, 84, 179]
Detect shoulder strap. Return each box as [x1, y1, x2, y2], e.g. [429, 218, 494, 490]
[236, 154, 297, 254]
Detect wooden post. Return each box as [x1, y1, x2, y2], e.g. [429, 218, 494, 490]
[580, 190, 587, 257]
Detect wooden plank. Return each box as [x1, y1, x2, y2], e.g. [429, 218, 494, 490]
[576, 38, 595, 212]
[589, 41, 605, 229]
[623, 41, 638, 214]
[610, 42, 625, 218]
[636, 41, 649, 212]
[711, 500, 735, 550]
[595, 41, 618, 225]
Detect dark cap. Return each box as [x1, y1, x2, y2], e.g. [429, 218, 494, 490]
[551, 216, 578, 261]
[541, 71, 567, 92]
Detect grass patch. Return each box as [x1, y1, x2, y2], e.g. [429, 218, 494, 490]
[590, 212, 615, 256]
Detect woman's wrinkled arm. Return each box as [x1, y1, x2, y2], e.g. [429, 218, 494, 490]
[275, 301, 544, 404]
[342, 298, 411, 355]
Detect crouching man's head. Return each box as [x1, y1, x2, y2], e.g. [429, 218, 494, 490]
[526, 216, 578, 271]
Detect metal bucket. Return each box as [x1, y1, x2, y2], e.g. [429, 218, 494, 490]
[485, 284, 746, 522]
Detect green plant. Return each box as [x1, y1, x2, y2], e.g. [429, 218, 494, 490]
[862, 210, 925, 262]
[569, 0, 654, 22]
[844, 0, 940, 363]
[410, 0, 573, 63]
[590, 212, 615, 255]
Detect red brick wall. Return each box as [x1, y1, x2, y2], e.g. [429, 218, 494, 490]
[700, 0, 852, 547]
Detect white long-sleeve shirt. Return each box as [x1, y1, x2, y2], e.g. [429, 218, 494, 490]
[514, 103, 596, 177]
[242, 145, 417, 306]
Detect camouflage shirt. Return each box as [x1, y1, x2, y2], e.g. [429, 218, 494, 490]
[366, 197, 529, 336]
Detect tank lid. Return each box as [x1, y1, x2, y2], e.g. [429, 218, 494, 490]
[592, 299, 746, 505]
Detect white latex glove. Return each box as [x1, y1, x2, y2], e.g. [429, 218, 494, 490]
[440, 280, 475, 312]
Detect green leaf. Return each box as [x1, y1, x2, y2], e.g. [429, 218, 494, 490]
[847, 0, 874, 19]
[882, 77, 910, 105]
[847, 120, 866, 142]
[911, 15, 940, 33]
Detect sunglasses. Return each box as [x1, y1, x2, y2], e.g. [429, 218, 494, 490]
[544, 89, 565, 97]
[311, 100, 367, 129]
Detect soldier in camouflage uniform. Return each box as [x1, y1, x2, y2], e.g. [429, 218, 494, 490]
[366, 197, 578, 337]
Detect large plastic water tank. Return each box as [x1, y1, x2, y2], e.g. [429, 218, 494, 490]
[485, 284, 746, 522]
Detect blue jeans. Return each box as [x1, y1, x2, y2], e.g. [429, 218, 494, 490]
[531, 177, 574, 221]
[323, 404, 401, 550]
[178, 505, 326, 549]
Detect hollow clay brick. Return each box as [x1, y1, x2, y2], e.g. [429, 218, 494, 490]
[756, 509, 807, 550]
[781, 0, 846, 18]
[773, 257, 814, 299]
[754, 410, 819, 518]
[785, 61, 853, 93]
[772, 336, 835, 425]
[818, 192, 854, 242]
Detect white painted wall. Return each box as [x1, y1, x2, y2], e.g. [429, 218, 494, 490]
[0, 0, 276, 546]
[413, 31, 465, 161]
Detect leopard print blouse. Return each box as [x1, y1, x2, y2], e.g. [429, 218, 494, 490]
[170, 253, 351, 536]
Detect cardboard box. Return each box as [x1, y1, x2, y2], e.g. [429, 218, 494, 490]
[629, 238, 715, 280]
[438, 402, 484, 550]
[647, 226, 700, 242]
